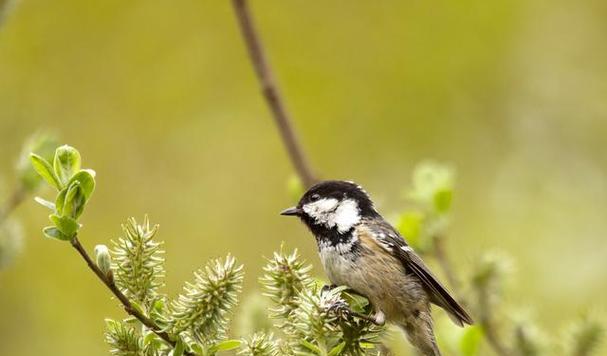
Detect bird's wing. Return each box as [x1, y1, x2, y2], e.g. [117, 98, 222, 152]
[362, 218, 474, 326]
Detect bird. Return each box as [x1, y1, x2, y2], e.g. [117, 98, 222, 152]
[280, 180, 473, 356]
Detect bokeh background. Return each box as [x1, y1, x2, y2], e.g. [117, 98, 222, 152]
[1, 0, 606, 355]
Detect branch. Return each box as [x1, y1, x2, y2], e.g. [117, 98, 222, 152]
[231, 0, 317, 187]
[0, 185, 26, 225]
[69, 235, 193, 355]
[433, 234, 510, 356]
[478, 285, 510, 356]
[432, 235, 460, 292]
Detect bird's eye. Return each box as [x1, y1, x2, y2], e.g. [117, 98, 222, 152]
[310, 193, 320, 201]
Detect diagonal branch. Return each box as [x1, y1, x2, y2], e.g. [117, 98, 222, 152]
[231, 0, 317, 187]
[70, 236, 193, 355]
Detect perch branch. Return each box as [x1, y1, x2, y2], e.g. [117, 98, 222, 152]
[231, 0, 317, 187]
[69, 235, 193, 355]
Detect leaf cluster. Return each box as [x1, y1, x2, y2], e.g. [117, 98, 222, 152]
[30, 144, 96, 241]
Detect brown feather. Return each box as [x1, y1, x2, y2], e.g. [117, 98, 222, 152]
[357, 219, 474, 326]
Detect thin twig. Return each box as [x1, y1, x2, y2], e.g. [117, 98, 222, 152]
[70, 236, 193, 355]
[231, 0, 317, 187]
[432, 235, 460, 292]
[0, 185, 27, 225]
[434, 234, 510, 356]
[478, 285, 510, 356]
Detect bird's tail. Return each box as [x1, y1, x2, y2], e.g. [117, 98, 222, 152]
[398, 319, 442, 356]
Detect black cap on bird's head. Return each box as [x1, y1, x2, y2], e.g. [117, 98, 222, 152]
[280, 180, 378, 234]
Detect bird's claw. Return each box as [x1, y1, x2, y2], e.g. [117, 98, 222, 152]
[372, 310, 386, 325]
[321, 284, 337, 293]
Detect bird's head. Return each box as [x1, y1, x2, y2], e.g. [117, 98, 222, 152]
[281, 180, 378, 235]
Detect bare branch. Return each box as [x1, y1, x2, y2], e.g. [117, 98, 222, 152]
[432, 235, 460, 292]
[478, 285, 511, 356]
[69, 236, 193, 355]
[433, 234, 510, 356]
[231, 0, 317, 187]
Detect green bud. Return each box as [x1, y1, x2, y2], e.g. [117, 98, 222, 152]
[53, 145, 81, 185]
[94, 244, 113, 280]
[67, 169, 95, 201]
[64, 181, 86, 219]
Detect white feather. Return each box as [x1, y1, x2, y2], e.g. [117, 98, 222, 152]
[302, 198, 361, 233]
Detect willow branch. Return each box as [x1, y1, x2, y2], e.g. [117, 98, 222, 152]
[69, 236, 193, 355]
[0, 185, 26, 225]
[433, 234, 510, 356]
[231, 0, 317, 187]
[432, 235, 460, 292]
[478, 285, 510, 356]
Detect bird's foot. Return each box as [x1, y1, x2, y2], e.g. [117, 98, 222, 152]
[321, 284, 338, 293]
[372, 310, 386, 325]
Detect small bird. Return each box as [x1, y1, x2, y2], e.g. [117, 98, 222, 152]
[281, 180, 473, 356]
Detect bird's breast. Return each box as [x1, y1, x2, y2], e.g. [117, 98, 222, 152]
[317, 239, 360, 286]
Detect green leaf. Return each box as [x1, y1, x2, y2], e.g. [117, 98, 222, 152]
[30, 153, 62, 190]
[328, 342, 346, 356]
[42, 226, 70, 241]
[55, 188, 67, 215]
[396, 211, 428, 251]
[189, 344, 203, 354]
[287, 174, 304, 202]
[68, 169, 96, 200]
[396, 211, 423, 240]
[300, 339, 322, 354]
[210, 339, 241, 352]
[34, 196, 56, 210]
[49, 214, 80, 237]
[172, 338, 186, 356]
[459, 325, 483, 356]
[342, 290, 370, 313]
[359, 342, 375, 349]
[152, 299, 165, 313]
[63, 181, 86, 218]
[53, 145, 81, 185]
[143, 332, 156, 347]
[433, 188, 453, 214]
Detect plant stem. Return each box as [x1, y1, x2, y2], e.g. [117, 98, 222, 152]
[70, 235, 193, 355]
[231, 0, 317, 188]
[0, 185, 26, 225]
[432, 235, 460, 292]
[478, 285, 510, 356]
[434, 234, 509, 355]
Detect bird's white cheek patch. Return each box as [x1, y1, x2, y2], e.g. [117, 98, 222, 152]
[332, 199, 360, 233]
[303, 198, 360, 233]
[303, 198, 339, 223]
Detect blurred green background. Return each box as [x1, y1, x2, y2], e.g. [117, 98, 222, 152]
[1, 0, 606, 354]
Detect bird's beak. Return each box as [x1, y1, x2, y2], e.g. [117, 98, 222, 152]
[280, 206, 302, 216]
